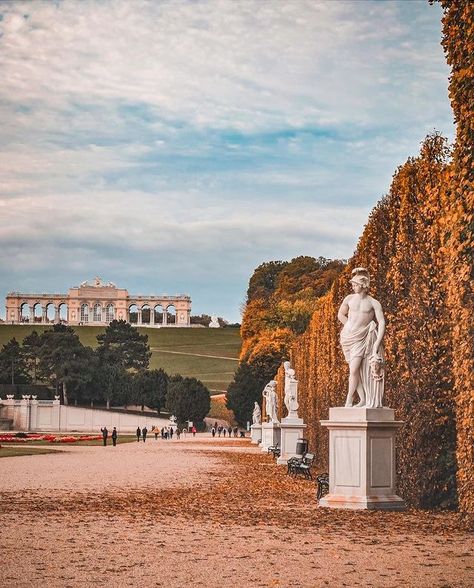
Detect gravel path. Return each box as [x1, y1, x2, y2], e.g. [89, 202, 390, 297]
[1, 436, 472, 587]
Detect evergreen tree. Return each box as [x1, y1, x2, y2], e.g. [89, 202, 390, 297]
[22, 330, 42, 383]
[37, 324, 91, 405]
[166, 375, 210, 424]
[96, 319, 151, 371]
[226, 362, 267, 427]
[0, 338, 30, 385]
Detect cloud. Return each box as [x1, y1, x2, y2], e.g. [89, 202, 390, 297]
[0, 0, 454, 322]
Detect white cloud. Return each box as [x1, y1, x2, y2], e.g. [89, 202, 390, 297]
[0, 0, 454, 322]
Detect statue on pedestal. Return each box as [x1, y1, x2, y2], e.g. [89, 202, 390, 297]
[252, 402, 261, 425]
[263, 380, 278, 423]
[283, 361, 300, 418]
[337, 267, 385, 408]
[209, 316, 220, 328]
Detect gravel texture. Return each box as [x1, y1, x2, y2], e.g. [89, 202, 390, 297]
[1, 435, 472, 587]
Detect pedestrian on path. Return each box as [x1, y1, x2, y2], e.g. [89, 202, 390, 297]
[136, 426, 141, 442]
[111, 427, 118, 446]
[192, 426, 197, 437]
[101, 427, 108, 446]
[142, 426, 148, 442]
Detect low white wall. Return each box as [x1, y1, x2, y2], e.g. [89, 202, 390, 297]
[0, 397, 169, 433]
[59, 405, 169, 433]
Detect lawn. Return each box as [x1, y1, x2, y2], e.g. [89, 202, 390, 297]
[0, 324, 241, 391]
[0, 446, 60, 458]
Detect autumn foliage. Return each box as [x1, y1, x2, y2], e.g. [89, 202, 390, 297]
[239, 1, 473, 511]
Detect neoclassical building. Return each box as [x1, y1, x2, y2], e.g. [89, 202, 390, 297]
[5, 277, 191, 328]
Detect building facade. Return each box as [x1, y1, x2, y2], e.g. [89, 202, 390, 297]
[5, 277, 191, 328]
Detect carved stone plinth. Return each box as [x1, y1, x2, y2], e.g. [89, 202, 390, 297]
[319, 407, 406, 510]
[260, 421, 280, 452]
[250, 424, 262, 444]
[276, 417, 306, 465]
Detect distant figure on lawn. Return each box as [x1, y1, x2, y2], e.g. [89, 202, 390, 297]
[142, 426, 148, 442]
[136, 426, 141, 442]
[111, 427, 117, 446]
[191, 426, 197, 437]
[101, 427, 108, 446]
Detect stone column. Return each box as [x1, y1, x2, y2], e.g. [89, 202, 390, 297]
[163, 310, 168, 326]
[18, 395, 31, 430]
[29, 305, 35, 324]
[2, 395, 15, 420]
[319, 407, 406, 510]
[150, 309, 155, 326]
[52, 395, 61, 431]
[137, 309, 142, 325]
[42, 306, 47, 323]
[29, 396, 38, 431]
[54, 306, 60, 323]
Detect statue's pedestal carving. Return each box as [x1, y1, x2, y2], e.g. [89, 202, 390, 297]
[250, 424, 262, 444]
[277, 417, 306, 465]
[260, 422, 280, 452]
[319, 407, 406, 510]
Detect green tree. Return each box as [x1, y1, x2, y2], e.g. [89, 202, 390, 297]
[226, 361, 268, 427]
[166, 376, 210, 424]
[143, 369, 168, 414]
[22, 330, 42, 383]
[37, 324, 91, 405]
[0, 338, 30, 385]
[96, 319, 151, 371]
[93, 362, 129, 410]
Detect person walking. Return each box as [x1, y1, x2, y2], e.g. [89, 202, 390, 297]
[101, 427, 108, 446]
[142, 426, 148, 442]
[136, 426, 141, 442]
[192, 425, 197, 437]
[170, 427, 174, 440]
[111, 427, 118, 446]
[211, 427, 216, 438]
[154, 428, 159, 441]
[176, 428, 181, 440]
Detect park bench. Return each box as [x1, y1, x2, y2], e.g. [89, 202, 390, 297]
[288, 453, 314, 479]
[267, 443, 280, 458]
[316, 472, 329, 500]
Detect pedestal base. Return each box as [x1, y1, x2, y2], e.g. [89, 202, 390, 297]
[276, 418, 306, 465]
[250, 424, 262, 444]
[260, 422, 280, 452]
[319, 407, 406, 511]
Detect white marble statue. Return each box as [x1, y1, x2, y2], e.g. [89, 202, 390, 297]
[209, 315, 220, 328]
[337, 267, 385, 408]
[252, 402, 261, 425]
[263, 380, 278, 423]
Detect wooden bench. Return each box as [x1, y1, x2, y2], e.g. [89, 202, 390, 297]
[316, 472, 329, 500]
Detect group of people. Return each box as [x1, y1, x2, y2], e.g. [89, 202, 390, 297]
[100, 426, 117, 446]
[210, 423, 240, 438]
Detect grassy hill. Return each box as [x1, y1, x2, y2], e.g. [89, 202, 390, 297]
[0, 324, 241, 393]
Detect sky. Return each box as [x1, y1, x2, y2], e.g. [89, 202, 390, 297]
[0, 0, 454, 323]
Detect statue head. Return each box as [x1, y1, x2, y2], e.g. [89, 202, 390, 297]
[350, 267, 370, 290]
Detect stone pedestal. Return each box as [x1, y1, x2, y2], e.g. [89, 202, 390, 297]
[319, 407, 406, 510]
[250, 424, 262, 444]
[277, 417, 306, 465]
[260, 421, 280, 452]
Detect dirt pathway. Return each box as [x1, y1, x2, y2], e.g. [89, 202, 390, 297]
[1, 437, 472, 587]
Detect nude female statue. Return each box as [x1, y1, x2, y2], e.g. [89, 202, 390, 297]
[337, 267, 385, 408]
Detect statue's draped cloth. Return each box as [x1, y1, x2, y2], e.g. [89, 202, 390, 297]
[340, 320, 385, 408]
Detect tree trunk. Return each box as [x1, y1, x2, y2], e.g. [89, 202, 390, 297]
[90, 400, 94, 408]
[107, 398, 110, 410]
[63, 381, 68, 406]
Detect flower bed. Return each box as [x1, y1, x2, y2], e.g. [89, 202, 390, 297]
[0, 433, 102, 443]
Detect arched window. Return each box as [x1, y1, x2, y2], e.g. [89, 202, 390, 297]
[105, 304, 114, 323]
[129, 304, 138, 324]
[80, 304, 89, 323]
[141, 304, 151, 324]
[166, 304, 176, 325]
[93, 303, 102, 322]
